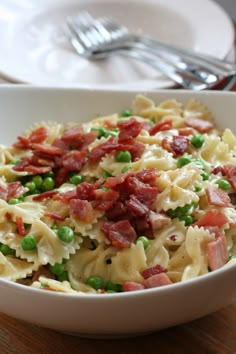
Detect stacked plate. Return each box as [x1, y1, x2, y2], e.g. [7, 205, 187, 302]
[0, 0, 235, 89]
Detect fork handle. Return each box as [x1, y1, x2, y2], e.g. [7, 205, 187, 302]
[91, 46, 210, 90]
[132, 35, 236, 76]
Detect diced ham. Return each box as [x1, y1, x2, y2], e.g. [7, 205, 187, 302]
[195, 209, 228, 228]
[0, 185, 8, 201]
[123, 281, 144, 292]
[149, 119, 172, 136]
[141, 264, 168, 279]
[143, 273, 172, 288]
[206, 186, 232, 207]
[184, 117, 214, 133]
[207, 233, 228, 270]
[70, 199, 94, 222]
[149, 211, 171, 231]
[106, 220, 137, 248]
[224, 164, 236, 190]
[178, 127, 195, 136]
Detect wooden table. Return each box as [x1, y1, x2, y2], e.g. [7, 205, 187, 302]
[1, 72, 236, 354]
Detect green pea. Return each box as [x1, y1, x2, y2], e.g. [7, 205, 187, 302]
[195, 186, 202, 192]
[21, 234, 37, 251]
[86, 275, 103, 290]
[105, 280, 123, 292]
[25, 181, 36, 193]
[177, 156, 191, 168]
[32, 175, 43, 189]
[57, 226, 74, 243]
[201, 172, 209, 181]
[121, 109, 132, 117]
[103, 170, 112, 179]
[91, 127, 108, 138]
[49, 263, 65, 276]
[179, 215, 193, 226]
[0, 243, 15, 256]
[136, 236, 150, 250]
[121, 164, 131, 173]
[217, 178, 231, 191]
[190, 133, 205, 148]
[57, 271, 69, 282]
[69, 174, 83, 185]
[167, 209, 178, 218]
[100, 186, 109, 191]
[44, 171, 54, 178]
[8, 198, 21, 205]
[9, 159, 21, 165]
[229, 254, 236, 261]
[51, 221, 58, 230]
[116, 150, 132, 163]
[179, 204, 192, 214]
[41, 177, 55, 191]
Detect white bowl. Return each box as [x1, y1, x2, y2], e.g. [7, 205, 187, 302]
[0, 86, 236, 338]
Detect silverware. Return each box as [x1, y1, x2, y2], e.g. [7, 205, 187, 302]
[64, 12, 236, 90]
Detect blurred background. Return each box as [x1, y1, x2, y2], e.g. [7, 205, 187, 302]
[215, 0, 236, 21]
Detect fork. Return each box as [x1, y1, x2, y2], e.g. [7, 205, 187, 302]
[64, 12, 235, 90]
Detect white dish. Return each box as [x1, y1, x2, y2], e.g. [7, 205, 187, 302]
[0, 0, 234, 89]
[0, 86, 236, 337]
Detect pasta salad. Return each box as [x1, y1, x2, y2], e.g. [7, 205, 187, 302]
[0, 94, 236, 294]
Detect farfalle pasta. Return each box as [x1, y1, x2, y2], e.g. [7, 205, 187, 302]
[0, 94, 236, 293]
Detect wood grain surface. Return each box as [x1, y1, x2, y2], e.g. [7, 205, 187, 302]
[1, 46, 236, 354]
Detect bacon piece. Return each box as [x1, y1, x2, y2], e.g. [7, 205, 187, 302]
[161, 137, 173, 154]
[125, 176, 158, 207]
[89, 137, 120, 163]
[29, 127, 49, 143]
[92, 189, 119, 211]
[104, 171, 132, 189]
[206, 186, 232, 207]
[44, 212, 65, 221]
[224, 164, 236, 190]
[53, 189, 77, 203]
[107, 220, 137, 248]
[31, 143, 63, 155]
[13, 159, 51, 174]
[70, 199, 94, 222]
[126, 194, 149, 217]
[105, 201, 127, 221]
[133, 215, 151, 235]
[184, 117, 214, 133]
[32, 265, 55, 282]
[149, 119, 172, 136]
[135, 168, 159, 186]
[16, 216, 26, 236]
[62, 151, 87, 171]
[195, 209, 228, 228]
[149, 211, 171, 231]
[170, 135, 189, 156]
[0, 185, 8, 201]
[122, 141, 145, 161]
[212, 166, 225, 175]
[61, 125, 84, 141]
[118, 117, 143, 143]
[141, 264, 168, 279]
[55, 167, 69, 187]
[143, 273, 172, 288]
[13, 136, 31, 149]
[207, 233, 228, 270]
[76, 182, 95, 201]
[178, 127, 195, 136]
[123, 281, 144, 292]
[33, 190, 58, 202]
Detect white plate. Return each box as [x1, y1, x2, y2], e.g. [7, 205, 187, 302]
[0, 0, 234, 89]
